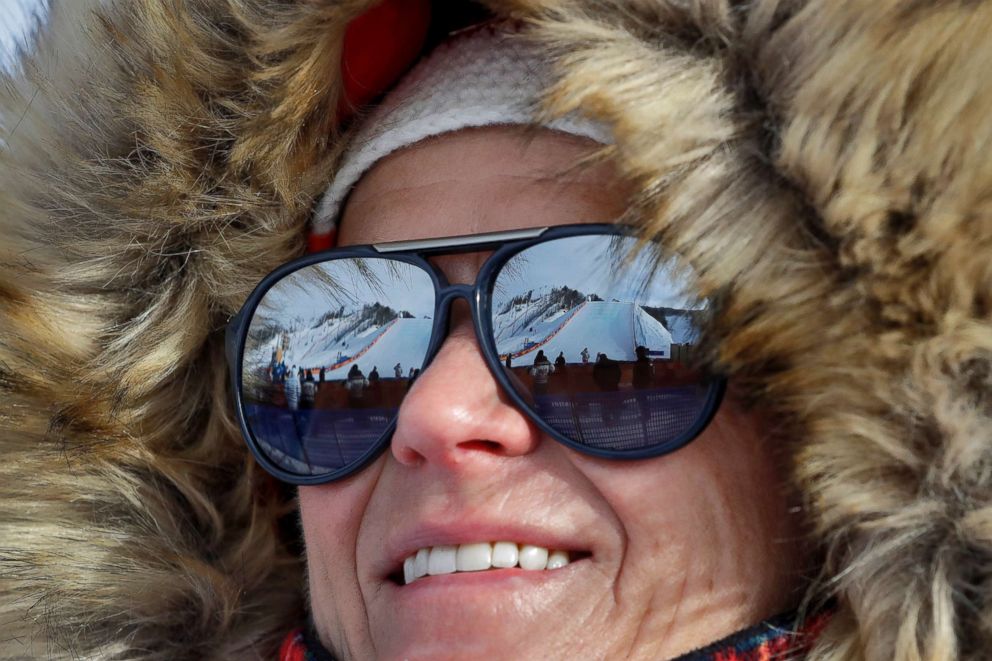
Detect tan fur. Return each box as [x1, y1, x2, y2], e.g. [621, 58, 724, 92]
[1, 0, 990, 658]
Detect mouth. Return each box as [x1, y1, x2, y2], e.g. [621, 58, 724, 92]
[388, 541, 590, 585]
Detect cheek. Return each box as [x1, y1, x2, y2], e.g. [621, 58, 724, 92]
[298, 466, 381, 651]
[575, 402, 800, 604]
[578, 448, 726, 588]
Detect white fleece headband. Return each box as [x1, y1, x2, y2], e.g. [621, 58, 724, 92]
[311, 24, 612, 241]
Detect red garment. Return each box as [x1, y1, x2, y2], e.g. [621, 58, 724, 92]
[280, 610, 832, 661]
[337, 0, 430, 120]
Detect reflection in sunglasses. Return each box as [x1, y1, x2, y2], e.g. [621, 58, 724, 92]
[235, 230, 716, 479]
[492, 235, 709, 453]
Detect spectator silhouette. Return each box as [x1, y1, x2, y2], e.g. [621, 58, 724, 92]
[633, 346, 653, 389]
[529, 350, 555, 396]
[592, 353, 622, 426]
[284, 364, 301, 411]
[346, 364, 369, 408]
[367, 366, 381, 406]
[593, 353, 621, 391]
[301, 374, 317, 409]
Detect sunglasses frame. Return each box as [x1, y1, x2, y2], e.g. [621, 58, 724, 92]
[227, 223, 726, 485]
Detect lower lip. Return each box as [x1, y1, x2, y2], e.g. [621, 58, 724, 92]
[369, 561, 589, 658]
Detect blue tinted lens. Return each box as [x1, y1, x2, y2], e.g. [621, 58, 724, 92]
[491, 234, 716, 455]
[240, 257, 436, 477]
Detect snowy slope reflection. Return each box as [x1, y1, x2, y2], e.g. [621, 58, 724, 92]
[241, 257, 435, 474]
[494, 235, 712, 451]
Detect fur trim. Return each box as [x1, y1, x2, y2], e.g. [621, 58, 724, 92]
[1, 0, 990, 658]
[520, 1, 992, 658]
[0, 1, 380, 657]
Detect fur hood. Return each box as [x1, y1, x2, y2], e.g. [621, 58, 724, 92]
[2, 1, 990, 658]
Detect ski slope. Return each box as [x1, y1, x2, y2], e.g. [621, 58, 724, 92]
[247, 317, 432, 377]
[493, 291, 573, 353]
[318, 317, 432, 378]
[247, 295, 683, 377]
[291, 317, 391, 368]
[498, 301, 674, 363]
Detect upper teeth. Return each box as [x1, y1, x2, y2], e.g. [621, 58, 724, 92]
[402, 542, 570, 585]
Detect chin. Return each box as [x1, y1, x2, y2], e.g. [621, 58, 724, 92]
[358, 572, 596, 660]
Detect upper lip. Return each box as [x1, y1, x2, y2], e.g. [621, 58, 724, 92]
[376, 519, 591, 580]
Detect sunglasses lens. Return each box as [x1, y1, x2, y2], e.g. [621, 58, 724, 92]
[491, 234, 717, 456]
[240, 257, 436, 478]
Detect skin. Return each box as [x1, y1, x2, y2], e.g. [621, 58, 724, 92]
[299, 127, 806, 660]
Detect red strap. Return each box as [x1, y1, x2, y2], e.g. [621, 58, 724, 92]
[278, 628, 306, 661]
[307, 227, 337, 253]
[337, 0, 432, 122]
[315, 0, 431, 253]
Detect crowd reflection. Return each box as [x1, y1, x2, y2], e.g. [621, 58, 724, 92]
[500, 344, 708, 451]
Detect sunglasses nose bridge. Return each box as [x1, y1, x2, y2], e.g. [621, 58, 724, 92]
[436, 283, 475, 301]
[434, 284, 480, 330]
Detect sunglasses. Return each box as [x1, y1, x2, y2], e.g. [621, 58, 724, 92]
[227, 224, 725, 485]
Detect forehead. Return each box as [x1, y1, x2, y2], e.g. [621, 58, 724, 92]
[337, 126, 630, 246]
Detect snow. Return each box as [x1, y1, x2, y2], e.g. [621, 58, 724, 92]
[663, 312, 697, 345]
[321, 317, 432, 378]
[632, 306, 674, 359]
[493, 293, 586, 356]
[247, 317, 432, 378]
[244, 280, 693, 379]
[496, 300, 674, 364]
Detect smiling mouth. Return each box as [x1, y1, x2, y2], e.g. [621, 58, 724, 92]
[392, 542, 587, 585]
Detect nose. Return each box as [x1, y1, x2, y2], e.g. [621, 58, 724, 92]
[391, 299, 541, 471]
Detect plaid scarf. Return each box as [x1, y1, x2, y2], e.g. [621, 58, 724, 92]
[279, 610, 831, 661]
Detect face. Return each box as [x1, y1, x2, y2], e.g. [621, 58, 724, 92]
[300, 127, 805, 660]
